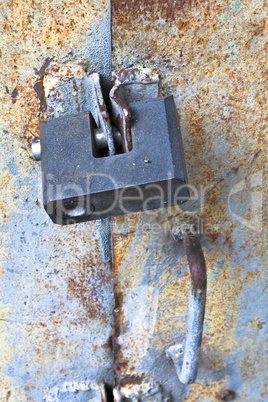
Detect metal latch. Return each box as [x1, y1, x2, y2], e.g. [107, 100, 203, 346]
[30, 0, 209, 387]
[32, 69, 207, 394]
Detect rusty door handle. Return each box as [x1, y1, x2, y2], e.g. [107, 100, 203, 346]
[167, 233, 207, 384]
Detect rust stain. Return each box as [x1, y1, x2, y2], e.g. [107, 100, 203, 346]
[184, 377, 229, 401]
[49, 65, 60, 74]
[112, 0, 199, 24]
[67, 250, 111, 321]
[33, 80, 46, 114]
[33, 57, 53, 114]
[0, 168, 15, 223]
[154, 268, 189, 344]
[119, 374, 143, 387]
[203, 262, 262, 357]
[216, 389, 236, 401]
[34, 57, 54, 78]
[246, 316, 264, 329]
[202, 356, 227, 373]
[112, 230, 136, 277]
[183, 235, 206, 295]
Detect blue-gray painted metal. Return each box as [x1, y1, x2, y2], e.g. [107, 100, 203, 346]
[179, 287, 206, 384]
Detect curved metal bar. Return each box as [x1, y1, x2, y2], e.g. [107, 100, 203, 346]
[110, 68, 160, 153]
[167, 234, 207, 384]
[177, 235, 207, 384]
[179, 234, 207, 384]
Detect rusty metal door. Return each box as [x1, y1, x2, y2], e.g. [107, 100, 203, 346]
[0, 0, 267, 400]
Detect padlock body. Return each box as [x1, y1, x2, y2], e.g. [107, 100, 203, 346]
[40, 96, 189, 225]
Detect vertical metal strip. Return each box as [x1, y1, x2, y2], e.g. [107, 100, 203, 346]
[86, 2, 112, 108]
[86, 1, 113, 262]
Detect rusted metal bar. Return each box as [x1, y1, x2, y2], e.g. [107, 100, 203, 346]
[167, 232, 207, 385]
[110, 68, 159, 153]
[180, 234, 207, 384]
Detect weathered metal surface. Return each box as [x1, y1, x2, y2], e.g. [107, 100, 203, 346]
[0, 0, 267, 401]
[0, 1, 114, 400]
[112, 0, 267, 400]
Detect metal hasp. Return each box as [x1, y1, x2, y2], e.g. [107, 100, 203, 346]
[39, 73, 189, 225]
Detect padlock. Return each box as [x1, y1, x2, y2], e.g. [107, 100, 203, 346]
[38, 73, 189, 225]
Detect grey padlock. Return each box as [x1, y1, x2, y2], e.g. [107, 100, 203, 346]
[39, 97, 189, 225]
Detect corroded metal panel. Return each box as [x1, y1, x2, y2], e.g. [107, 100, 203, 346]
[112, 0, 267, 400]
[0, 1, 113, 400]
